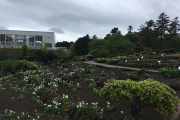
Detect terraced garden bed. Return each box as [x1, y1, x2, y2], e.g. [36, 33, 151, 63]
[0, 61, 180, 120]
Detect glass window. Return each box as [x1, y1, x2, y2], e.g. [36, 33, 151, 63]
[47, 43, 52, 48]
[15, 35, 26, 39]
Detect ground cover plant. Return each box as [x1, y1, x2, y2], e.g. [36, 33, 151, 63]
[0, 61, 180, 120]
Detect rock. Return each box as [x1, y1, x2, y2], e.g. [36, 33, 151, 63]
[60, 101, 78, 118]
[0, 72, 12, 78]
[46, 97, 61, 105]
[29, 66, 38, 71]
[12, 72, 23, 78]
[118, 71, 128, 80]
[74, 107, 101, 120]
[22, 62, 30, 72]
[44, 78, 58, 87]
[36, 88, 58, 103]
[137, 73, 153, 81]
[74, 72, 81, 79]
[167, 78, 180, 90]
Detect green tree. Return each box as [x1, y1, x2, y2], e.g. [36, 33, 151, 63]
[74, 34, 91, 56]
[127, 25, 133, 33]
[155, 12, 170, 49]
[133, 43, 145, 53]
[104, 34, 134, 55]
[69, 43, 77, 57]
[104, 27, 121, 39]
[88, 38, 105, 51]
[168, 17, 180, 36]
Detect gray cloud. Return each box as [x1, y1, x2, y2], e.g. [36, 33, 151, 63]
[48, 27, 65, 34]
[0, 26, 8, 30]
[0, 0, 179, 42]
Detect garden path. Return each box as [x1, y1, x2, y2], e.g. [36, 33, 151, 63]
[82, 60, 180, 120]
[83, 61, 159, 73]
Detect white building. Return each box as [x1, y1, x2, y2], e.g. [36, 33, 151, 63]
[0, 30, 56, 49]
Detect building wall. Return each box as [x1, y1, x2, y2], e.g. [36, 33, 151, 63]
[0, 30, 55, 49]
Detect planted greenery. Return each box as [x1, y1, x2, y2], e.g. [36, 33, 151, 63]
[127, 72, 137, 79]
[99, 78, 180, 119]
[136, 68, 148, 75]
[158, 66, 180, 78]
[107, 59, 119, 65]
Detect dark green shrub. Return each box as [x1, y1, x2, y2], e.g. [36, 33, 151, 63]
[86, 55, 94, 60]
[127, 72, 137, 79]
[158, 66, 180, 78]
[136, 68, 148, 75]
[0, 59, 37, 74]
[134, 53, 140, 56]
[96, 58, 106, 63]
[141, 51, 147, 55]
[89, 49, 109, 58]
[148, 52, 154, 55]
[21, 44, 28, 58]
[107, 59, 119, 65]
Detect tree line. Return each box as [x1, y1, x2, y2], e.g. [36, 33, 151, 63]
[68, 12, 180, 57]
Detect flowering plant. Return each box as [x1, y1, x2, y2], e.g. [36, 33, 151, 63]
[106, 101, 113, 112]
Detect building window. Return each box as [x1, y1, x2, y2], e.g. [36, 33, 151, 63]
[47, 43, 52, 48]
[16, 39, 26, 47]
[15, 35, 26, 39]
[0, 34, 5, 46]
[35, 36, 42, 47]
[6, 35, 13, 46]
[29, 36, 35, 47]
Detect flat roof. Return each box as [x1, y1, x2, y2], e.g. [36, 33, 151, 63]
[0, 30, 55, 36]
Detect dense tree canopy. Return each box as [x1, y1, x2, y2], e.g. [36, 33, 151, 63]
[67, 12, 180, 57]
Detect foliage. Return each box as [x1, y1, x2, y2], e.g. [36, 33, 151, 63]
[127, 72, 137, 79]
[86, 54, 94, 60]
[99, 78, 180, 119]
[74, 34, 91, 56]
[107, 59, 120, 65]
[93, 58, 106, 63]
[55, 48, 69, 57]
[141, 51, 147, 54]
[21, 44, 29, 58]
[69, 43, 77, 58]
[136, 68, 148, 75]
[134, 53, 140, 56]
[0, 59, 37, 74]
[158, 66, 180, 78]
[133, 44, 145, 53]
[88, 49, 110, 58]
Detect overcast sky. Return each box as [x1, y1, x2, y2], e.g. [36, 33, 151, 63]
[0, 0, 180, 43]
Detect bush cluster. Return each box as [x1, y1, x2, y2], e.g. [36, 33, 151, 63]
[158, 66, 180, 78]
[136, 68, 148, 75]
[107, 59, 120, 65]
[88, 49, 110, 58]
[0, 59, 37, 74]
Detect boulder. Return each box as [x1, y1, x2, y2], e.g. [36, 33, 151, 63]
[118, 71, 128, 80]
[29, 66, 38, 71]
[44, 78, 58, 87]
[22, 62, 30, 72]
[74, 107, 101, 120]
[60, 101, 78, 118]
[12, 72, 23, 79]
[46, 96, 61, 105]
[167, 78, 180, 90]
[0, 72, 12, 78]
[137, 73, 153, 81]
